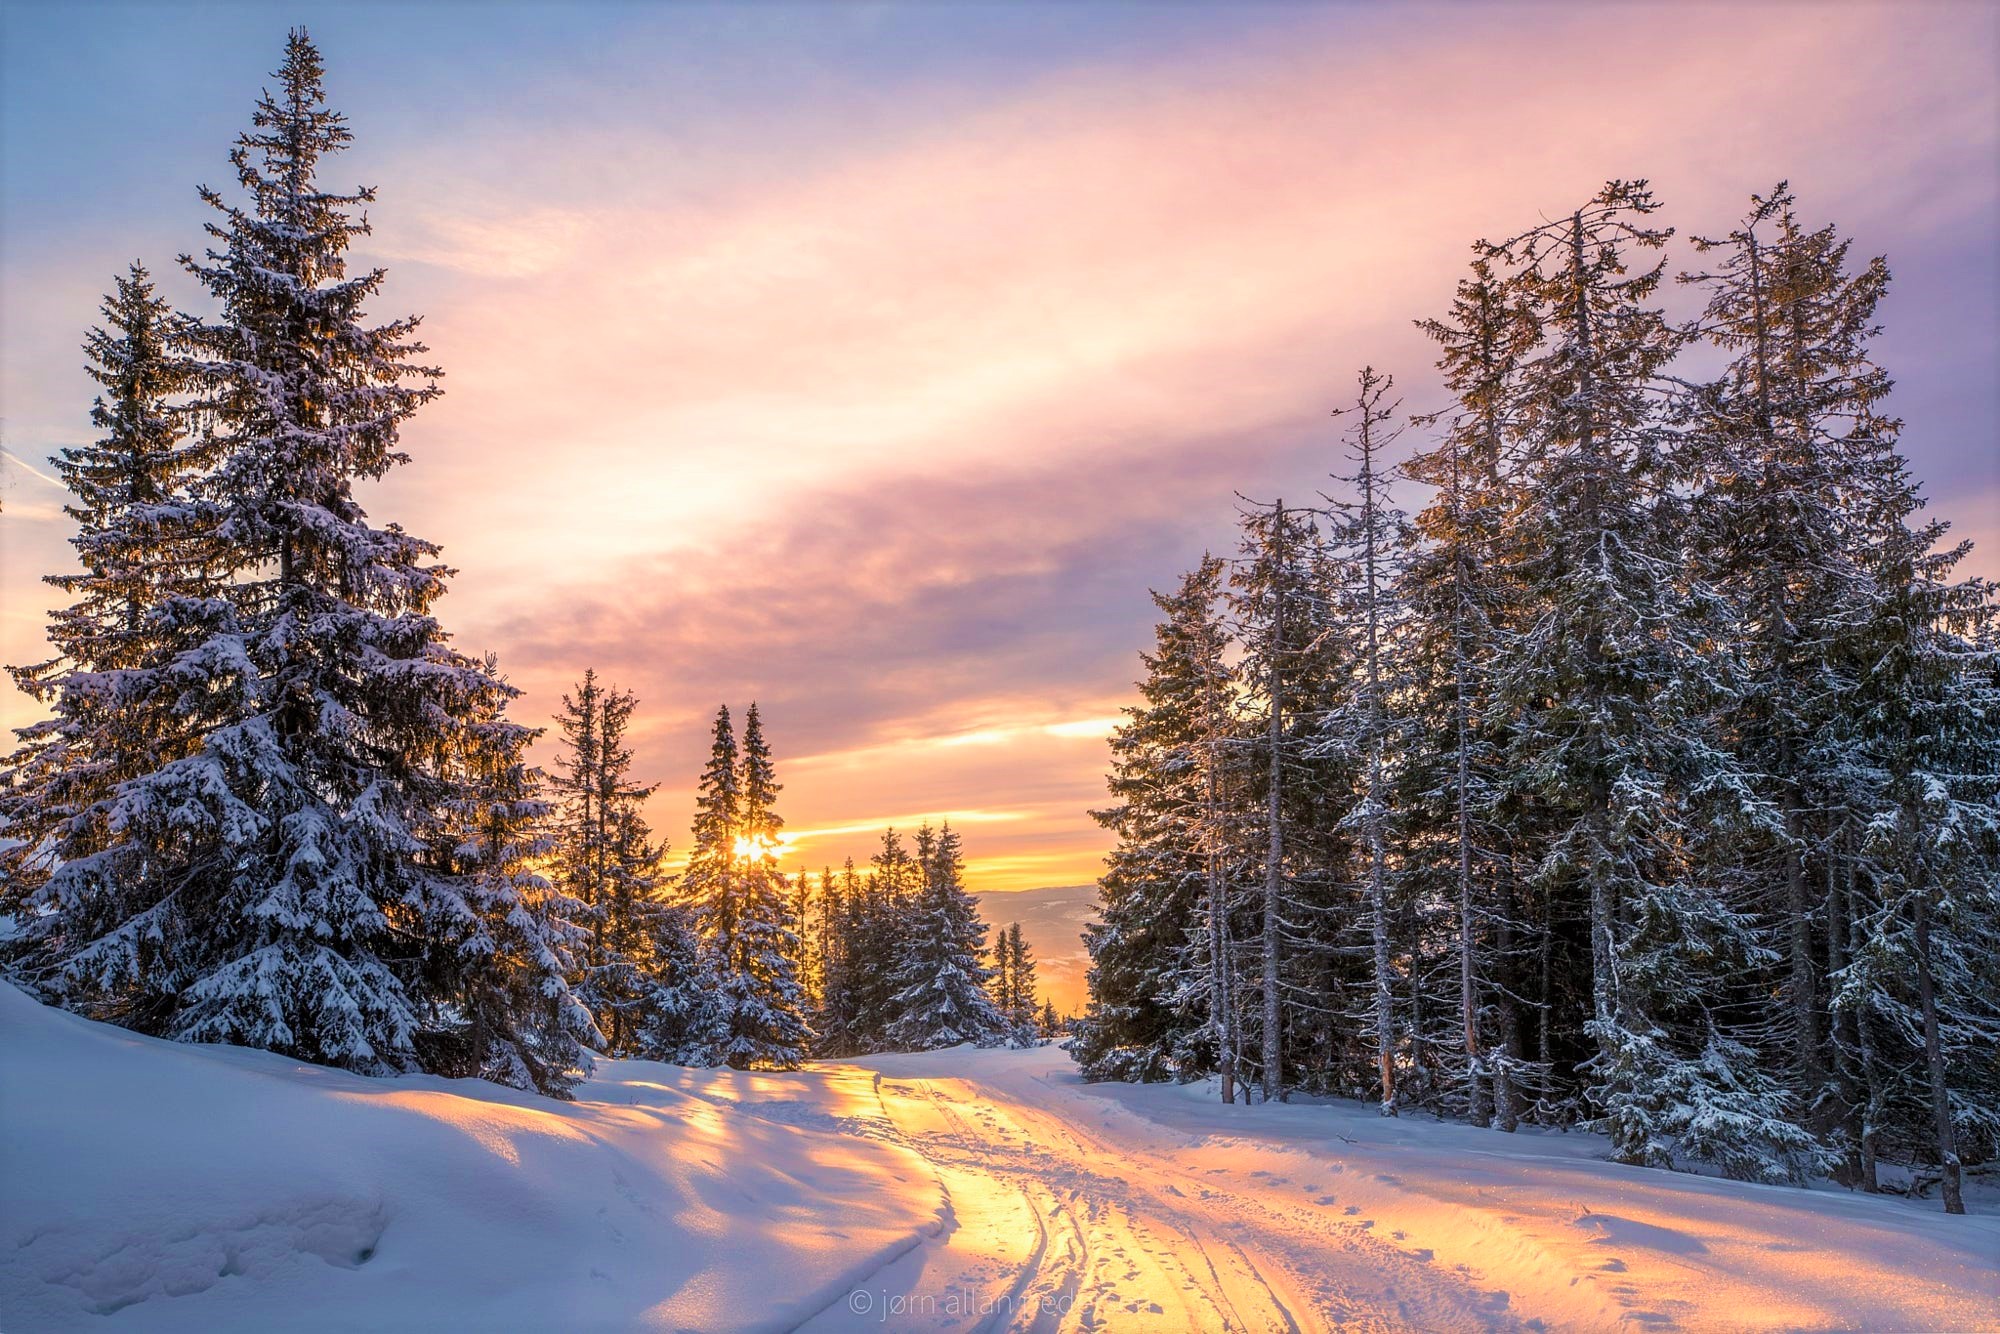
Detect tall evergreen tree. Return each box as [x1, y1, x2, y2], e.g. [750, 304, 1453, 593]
[2, 262, 213, 1023]
[1481, 181, 1814, 1175]
[887, 822, 1006, 1049]
[1079, 558, 1241, 1084]
[589, 688, 668, 1054]
[1232, 502, 1352, 1099]
[1403, 258, 1540, 1128]
[1835, 448, 2000, 1215]
[705, 703, 811, 1069]
[430, 657, 599, 1095]
[1001, 922, 1041, 1039]
[0, 33, 590, 1086]
[1323, 367, 1411, 1113]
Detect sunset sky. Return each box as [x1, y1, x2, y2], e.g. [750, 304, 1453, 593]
[3, 1, 1996, 904]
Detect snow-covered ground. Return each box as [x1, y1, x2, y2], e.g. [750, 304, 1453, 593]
[3, 983, 1994, 1332]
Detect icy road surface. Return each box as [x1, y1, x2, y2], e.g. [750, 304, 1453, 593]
[797, 1046, 1997, 1333]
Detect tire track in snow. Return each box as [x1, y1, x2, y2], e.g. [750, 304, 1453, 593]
[801, 1058, 1545, 1333]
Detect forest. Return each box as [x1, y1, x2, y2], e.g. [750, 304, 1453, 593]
[1075, 180, 1999, 1213]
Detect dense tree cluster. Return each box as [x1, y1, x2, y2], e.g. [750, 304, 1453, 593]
[0, 30, 1046, 1093]
[0, 32, 598, 1096]
[1076, 181, 1998, 1211]
[802, 825, 1054, 1055]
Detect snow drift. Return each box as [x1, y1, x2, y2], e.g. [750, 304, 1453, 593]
[0, 984, 938, 1331]
[4, 983, 1995, 1331]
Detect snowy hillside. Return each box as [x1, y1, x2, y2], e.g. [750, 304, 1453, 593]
[0, 984, 939, 1331]
[4, 983, 1994, 1332]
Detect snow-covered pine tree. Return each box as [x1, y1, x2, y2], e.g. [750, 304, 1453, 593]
[594, 687, 668, 1053]
[789, 868, 819, 1012]
[1486, 181, 1812, 1178]
[683, 703, 739, 930]
[851, 830, 919, 1050]
[812, 859, 864, 1055]
[1231, 502, 1352, 1100]
[1322, 367, 1413, 1114]
[2, 262, 215, 1025]
[635, 894, 726, 1065]
[886, 822, 1006, 1049]
[1835, 444, 2000, 1215]
[550, 671, 608, 991]
[21, 30, 578, 1079]
[1079, 557, 1242, 1084]
[1402, 257, 1541, 1129]
[1002, 922, 1041, 1041]
[430, 655, 600, 1095]
[992, 917, 1015, 1024]
[546, 673, 672, 1054]
[1679, 183, 1895, 1162]
[704, 703, 810, 1069]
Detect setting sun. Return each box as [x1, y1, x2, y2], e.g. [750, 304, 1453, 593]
[733, 833, 789, 861]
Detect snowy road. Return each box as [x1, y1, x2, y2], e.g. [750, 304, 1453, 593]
[4, 988, 1994, 1333]
[798, 1047, 1998, 1334]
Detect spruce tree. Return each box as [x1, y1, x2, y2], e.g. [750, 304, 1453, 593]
[1485, 181, 1808, 1175]
[431, 657, 599, 1094]
[1231, 502, 1351, 1099]
[1079, 558, 1241, 1083]
[1836, 448, 2000, 1214]
[1323, 367, 1411, 1113]
[886, 822, 1006, 1049]
[164, 28, 551, 1073]
[706, 703, 811, 1068]
[2, 262, 213, 1023]
[1403, 259, 1540, 1128]
[5, 32, 588, 1083]
[1002, 922, 1041, 1040]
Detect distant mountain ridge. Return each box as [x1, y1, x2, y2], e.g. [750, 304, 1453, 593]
[973, 884, 1099, 1017]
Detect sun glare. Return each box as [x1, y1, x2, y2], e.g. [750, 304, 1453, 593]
[733, 833, 786, 860]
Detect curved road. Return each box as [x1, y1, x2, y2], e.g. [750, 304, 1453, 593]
[798, 1048, 1998, 1333]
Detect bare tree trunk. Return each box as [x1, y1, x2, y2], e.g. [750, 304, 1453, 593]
[1261, 501, 1287, 1105]
[1911, 873, 1965, 1214]
[1455, 621, 1485, 1124]
[1356, 407, 1397, 1117]
[1825, 839, 1862, 1186]
[1206, 695, 1236, 1106]
[1493, 855, 1521, 1132]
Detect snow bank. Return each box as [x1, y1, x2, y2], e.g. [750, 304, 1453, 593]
[0, 985, 939, 1332]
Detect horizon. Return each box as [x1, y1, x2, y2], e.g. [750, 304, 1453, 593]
[4, 1, 1996, 897]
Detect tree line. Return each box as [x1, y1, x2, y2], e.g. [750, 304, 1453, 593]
[0, 30, 1048, 1099]
[1076, 181, 1998, 1212]
[543, 680, 1056, 1068]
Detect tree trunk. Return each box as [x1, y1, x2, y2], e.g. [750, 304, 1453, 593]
[1261, 502, 1286, 1105]
[1361, 455, 1396, 1116]
[1456, 636, 1485, 1124]
[1825, 841, 1862, 1186]
[1493, 855, 1521, 1133]
[1911, 875, 1965, 1214]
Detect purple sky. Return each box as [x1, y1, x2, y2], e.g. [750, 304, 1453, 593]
[3, 1, 1995, 893]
